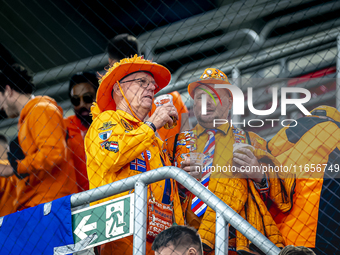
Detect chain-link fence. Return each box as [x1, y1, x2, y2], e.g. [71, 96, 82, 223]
[0, 0, 340, 254]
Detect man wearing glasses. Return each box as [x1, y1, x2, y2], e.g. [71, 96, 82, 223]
[107, 34, 190, 141]
[85, 55, 184, 255]
[65, 71, 99, 192]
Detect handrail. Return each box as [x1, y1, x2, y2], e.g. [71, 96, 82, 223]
[0, 37, 336, 131]
[27, 19, 339, 103]
[32, 53, 108, 86]
[148, 0, 338, 64]
[33, 29, 259, 86]
[153, 29, 260, 64]
[70, 166, 281, 255]
[35, 81, 68, 98]
[162, 24, 340, 93]
[31, 0, 311, 86]
[259, 1, 340, 42]
[138, 0, 311, 51]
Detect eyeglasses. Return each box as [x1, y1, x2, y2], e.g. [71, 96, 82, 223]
[70, 94, 94, 106]
[120, 78, 159, 90]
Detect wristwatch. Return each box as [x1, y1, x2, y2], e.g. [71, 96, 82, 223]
[145, 121, 156, 132]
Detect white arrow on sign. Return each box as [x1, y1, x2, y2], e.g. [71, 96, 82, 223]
[74, 215, 97, 240]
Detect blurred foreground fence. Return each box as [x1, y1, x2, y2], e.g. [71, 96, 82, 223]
[1, 1, 340, 255]
[1, 0, 340, 139]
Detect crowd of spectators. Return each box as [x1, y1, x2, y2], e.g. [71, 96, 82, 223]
[0, 33, 338, 255]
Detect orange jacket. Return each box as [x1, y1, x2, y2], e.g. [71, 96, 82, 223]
[64, 115, 89, 191]
[268, 115, 340, 247]
[164, 124, 295, 253]
[85, 105, 185, 255]
[15, 96, 78, 209]
[0, 160, 18, 217]
[149, 91, 188, 141]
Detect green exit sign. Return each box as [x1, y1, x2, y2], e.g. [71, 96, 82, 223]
[72, 194, 134, 249]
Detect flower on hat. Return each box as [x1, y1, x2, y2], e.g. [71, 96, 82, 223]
[188, 68, 232, 99]
[198, 68, 229, 83]
[99, 54, 151, 85]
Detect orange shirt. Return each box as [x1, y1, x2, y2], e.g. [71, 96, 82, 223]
[0, 177, 17, 217]
[16, 96, 78, 210]
[65, 115, 89, 191]
[150, 91, 188, 141]
[0, 160, 17, 217]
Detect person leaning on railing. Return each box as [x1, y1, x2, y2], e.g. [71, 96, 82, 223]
[163, 68, 295, 255]
[84, 55, 185, 255]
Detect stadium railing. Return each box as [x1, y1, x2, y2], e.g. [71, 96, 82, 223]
[69, 166, 281, 255]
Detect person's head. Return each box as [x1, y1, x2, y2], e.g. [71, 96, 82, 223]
[112, 71, 157, 117]
[0, 64, 35, 118]
[107, 34, 139, 66]
[69, 71, 99, 127]
[0, 134, 8, 160]
[310, 105, 340, 122]
[278, 245, 316, 255]
[152, 226, 203, 255]
[188, 68, 233, 129]
[96, 55, 171, 120]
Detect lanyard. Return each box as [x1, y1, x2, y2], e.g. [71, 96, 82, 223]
[143, 151, 174, 204]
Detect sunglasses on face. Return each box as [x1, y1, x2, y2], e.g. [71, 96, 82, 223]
[70, 94, 94, 106]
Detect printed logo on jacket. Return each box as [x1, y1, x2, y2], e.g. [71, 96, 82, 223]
[101, 141, 119, 152]
[99, 130, 112, 140]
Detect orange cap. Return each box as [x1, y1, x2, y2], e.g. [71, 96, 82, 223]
[188, 68, 231, 99]
[97, 55, 171, 112]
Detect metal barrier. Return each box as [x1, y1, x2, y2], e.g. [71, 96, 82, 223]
[70, 166, 281, 255]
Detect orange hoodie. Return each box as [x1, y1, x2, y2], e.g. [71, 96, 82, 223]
[15, 96, 78, 209]
[64, 115, 89, 191]
[0, 160, 18, 217]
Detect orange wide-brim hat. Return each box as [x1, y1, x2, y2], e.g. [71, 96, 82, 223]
[96, 55, 171, 112]
[188, 68, 232, 99]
